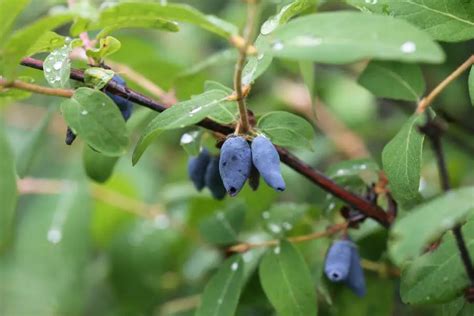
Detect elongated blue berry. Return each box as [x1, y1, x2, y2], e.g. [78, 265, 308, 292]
[346, 244, 366, 297]
[251, 136, 285, 192]
[324, 240, 353, 282]
[205, 156, 227, 200]
[219, 136, 252, 196]
[106, 75, 133, 121]
[188, 148, 211, 191]
[65, 126, 76, 145]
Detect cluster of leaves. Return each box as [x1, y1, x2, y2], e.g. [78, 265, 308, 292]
[1, 0, 474, 315]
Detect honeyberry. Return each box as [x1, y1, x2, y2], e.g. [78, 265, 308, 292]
[346, 244, 366, 297]
[324, 240, 353, 282]
[205, 156, 227, 200]
[251, 136, 285, 192]
[219, 136, 252, 196]
[188, 148, 211, 191]
[105, 75, 133, 121]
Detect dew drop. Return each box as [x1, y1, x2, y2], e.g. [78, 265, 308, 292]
[400, 41, 416, 53]
[180, 133, 194, 144]
[261, 211, 270, 219]
[292, 35, 322, 47]
[81, 110, 88, 115]
[45, 67, 52, 73]
[53, 61, 63, 70]
[47, 228, 62, 244]
[282, 222, 293, 231]
[257, 53, 264, 60]
[268, 223, 281, 234]
[153, 214, 170, 229]
[365, 0, 378, 4]
[274, 246, 281, 255]
[231, 262, 239, 271]
[190, 106, 202, 115]
[272, 40, 284, 51]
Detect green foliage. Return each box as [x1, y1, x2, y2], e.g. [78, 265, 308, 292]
[43, 44, 72, 88]
[382, 113, 427, 208]
[260, 0, 315, 35]
[86, 36, 121, 62]
[60, 87, 129, 156]
[358, 61, 426, 101]
[199, 205, 245, 245]
[83, 67, 115, 90]
[268, 12, 445, 64]
[389, 187, 474, 266]
[469, 66, 474, 106]
[257, 111, 315, 149]
[259, 240, 318, 315]
[0, 0, 31, 43]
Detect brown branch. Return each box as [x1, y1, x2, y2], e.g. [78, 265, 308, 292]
[0, 77, 73, 98]
[228, 222, 349, 253]
[416, 54, 474, 114]
[19, 56, 391, 227]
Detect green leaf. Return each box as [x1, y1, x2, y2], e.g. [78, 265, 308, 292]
[389, 186, 474, 266]
[268, 12, 445, 64]
[204, 81, 233, 94]
[400, 218, 474, 304]
[259, 240, 318, 316]
[358, 61, 425, 101]
[442, 296, 474, 316]
[469, 66, 474, 107]
[347, 0, 474, 42]
[195, 255, 244, 316]
[261, 202, 309, 237]
[177, 49, 237, 78]
[261, 0, 314, 35]
[0, 122, 17, 251]
[132, 89, 232, 165]
[43, 44, 72, 88]
[83, 67, 115, 90]
[96, 3, 237, 39]
[257, 111, 315, 149]
[2, 13, 74, 79]
[82, 145, 119, 183]
[16, 107, 55, 178]
[299, 60, 315, 101]
[60, 87, 129, 156]
[26, 31, 66, 56]
[242, 35, 273, 85]
[180, 130, 203, 156]
[382, 113, 427, 207]
[0, 0, 31, 43]
[199, 206, 245, 246]
[86, 36, 121, 61]
[96, 18, 179, 39]
[327, 158, 380, 185]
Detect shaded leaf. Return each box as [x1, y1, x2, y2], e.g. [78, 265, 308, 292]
[195, 255, 244, 316]
[82, 145, 119, 183]
[389, 186, 474, 266]
[199, 206, 245, 246]
[469, 66, 473, 107]
[400, 218, 474, 304]
[0, 122, 17, 251]
[257, 111, 315, 149]
[60, 87, 129, 156]
[259, 240, 318, 316]
[382, 113, 428, 207]
[442, 296, 474, 316]
[358, 61, 425, 101]
[268, 12, 444, 64]
[0, 0, 31, 43]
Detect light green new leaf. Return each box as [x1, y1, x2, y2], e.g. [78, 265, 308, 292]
[358, 61, 425, 101]
[16, 107, 55, 178]
[43, 45, 72, 88]
[132, 89, 232, 165]
[389, 186, 474, 266]
[0, 0, 31, 43]
[400, 217, 474, 304]
[195, 255, 244, 316]
[257, 111, 315, 150]
[96, 3, 237, 38]
[259, 240, 318, 316]
[2, 14, 74, 79]
[61, 87, 129, 156]
[382, 113, 427, 207]
[0, 123, 18, 251]
[199, 207, 245, 246]
[347, 0, 474, 42]
[83, 67, 115, 90]
[261, 0, 314, 35]
[86, 36, 121, 61]
[469, 66, 474, 107]
[26, 31, 66, 56]
[268, 12, 445, 64]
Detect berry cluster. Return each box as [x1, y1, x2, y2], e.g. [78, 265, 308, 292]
[188, 135, 285, 199]
[324, 239, 366, 297]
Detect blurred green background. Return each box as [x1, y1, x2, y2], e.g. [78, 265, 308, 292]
[1, 0, 474, 315]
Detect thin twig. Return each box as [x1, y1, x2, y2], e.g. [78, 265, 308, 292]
[228, 222, 349, 253]
[19, 56, 391, 227]
[416, 55, 474, 114]
[233, 0, 258, 134]
[0, 78, 73, 98]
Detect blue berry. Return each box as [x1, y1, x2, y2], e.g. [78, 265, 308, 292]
[346, 244, 366, 297]
[324, 240, 353, 282]
[188, 148, 211, 191]
[219, 136, 252, 196]
[251, 136, 285, 192]
[106, 75, 133, 121]
[205, 156, 227, 200]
